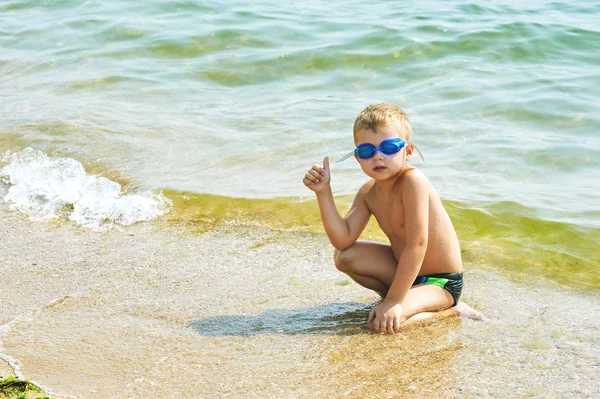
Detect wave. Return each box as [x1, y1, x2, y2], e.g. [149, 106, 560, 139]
[0, 148, 171, 230]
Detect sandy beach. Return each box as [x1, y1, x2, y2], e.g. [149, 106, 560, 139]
[1, 205, 599, 399]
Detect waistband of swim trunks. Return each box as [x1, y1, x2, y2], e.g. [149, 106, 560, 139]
[417, 272, 463, 281]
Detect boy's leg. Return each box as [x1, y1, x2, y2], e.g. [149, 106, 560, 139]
[334, 241, 455, 327]
[400, 284, 455, 322]
[397, 307, 461, 330]
[334, 241, 398, 297]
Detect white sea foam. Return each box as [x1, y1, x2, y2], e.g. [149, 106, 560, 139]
[0, 148, 171, 230]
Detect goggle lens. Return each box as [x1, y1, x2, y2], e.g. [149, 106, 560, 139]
[356, 146, 375, 159]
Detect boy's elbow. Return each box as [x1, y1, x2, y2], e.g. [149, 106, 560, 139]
[332, 241, 352, 251]
[331, 237, 354, 251]
[410, 235, 428, 251]
[327, 226, 356, 251]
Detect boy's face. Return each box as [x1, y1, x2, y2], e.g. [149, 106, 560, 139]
[354, 123, 414, 181]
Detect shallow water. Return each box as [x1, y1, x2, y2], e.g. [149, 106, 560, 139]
[1, 211, 598, 398]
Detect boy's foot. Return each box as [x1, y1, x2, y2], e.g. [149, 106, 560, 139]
[395, 302, 487, 331]
[454, 302, 488, 321]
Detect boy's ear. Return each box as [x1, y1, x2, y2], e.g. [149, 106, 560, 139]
[406, 143, 415, 156]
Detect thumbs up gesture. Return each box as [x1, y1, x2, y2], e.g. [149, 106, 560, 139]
[302, 157, 331, 193]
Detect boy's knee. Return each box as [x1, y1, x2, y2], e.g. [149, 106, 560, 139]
[333, 246, 355, 273]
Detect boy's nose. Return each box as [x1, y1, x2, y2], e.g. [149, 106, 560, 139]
[373, 150, 384, 160]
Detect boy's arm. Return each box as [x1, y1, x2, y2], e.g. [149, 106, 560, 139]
[316, 182, 371, 250]
[385, 171, 429, 304]
[303, 157, 371, 250]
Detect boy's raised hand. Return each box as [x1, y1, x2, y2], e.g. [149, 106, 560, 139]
[303, 156, 331, 193]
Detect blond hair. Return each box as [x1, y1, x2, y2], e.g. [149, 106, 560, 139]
[353, 104, 412, 143]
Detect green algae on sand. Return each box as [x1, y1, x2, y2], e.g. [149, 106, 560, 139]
[0, 376, 49, 399]
[164, 190, 600, 291]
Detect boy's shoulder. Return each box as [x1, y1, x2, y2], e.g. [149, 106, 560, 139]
[394, 167, 432, 195]
[353, 179, 376, 202]
[359, 179, 376, 192]
[355, 168, 432, 200]
[401, 167, 430, 185]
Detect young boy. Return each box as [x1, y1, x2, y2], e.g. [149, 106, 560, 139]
[302, 104, 463, 334]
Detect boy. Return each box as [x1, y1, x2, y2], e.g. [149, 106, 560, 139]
[302, 104, 463, 334]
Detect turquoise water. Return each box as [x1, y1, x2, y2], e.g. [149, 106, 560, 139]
[1, 1, 599, 281]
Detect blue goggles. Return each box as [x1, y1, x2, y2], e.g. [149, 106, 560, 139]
[354, 138, 406, 159]
[336, 138, 425, 163]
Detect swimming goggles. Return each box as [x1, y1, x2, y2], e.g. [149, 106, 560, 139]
[336, 138, 425, 163]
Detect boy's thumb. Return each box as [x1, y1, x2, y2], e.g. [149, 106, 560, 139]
[323, 156, 330, 171]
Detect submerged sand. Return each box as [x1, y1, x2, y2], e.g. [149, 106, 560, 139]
[1, 207, 599, 399]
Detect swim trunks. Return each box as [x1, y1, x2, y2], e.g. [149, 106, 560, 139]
[412, 272, 463, 306]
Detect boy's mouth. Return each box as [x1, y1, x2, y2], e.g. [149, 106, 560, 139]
[373, 165, 387, 172]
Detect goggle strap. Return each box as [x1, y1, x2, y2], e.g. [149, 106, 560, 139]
[408, 141, 426, 163]
[335, 150, 355, 163]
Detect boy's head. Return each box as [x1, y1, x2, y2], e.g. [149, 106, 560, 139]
[353, 104, 412, 144]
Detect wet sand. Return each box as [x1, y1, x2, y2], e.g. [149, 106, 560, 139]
[1, 207, 599, 399]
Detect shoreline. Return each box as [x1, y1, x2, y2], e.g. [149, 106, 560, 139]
[2, 147, 598, 292]
[1, 208, 599, 398]
[0, 358, 69, 399]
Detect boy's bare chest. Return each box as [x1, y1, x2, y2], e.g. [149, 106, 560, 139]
[367, 194, 407, 240]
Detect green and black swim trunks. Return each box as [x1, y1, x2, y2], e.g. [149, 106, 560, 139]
[412, 272, 463, 306]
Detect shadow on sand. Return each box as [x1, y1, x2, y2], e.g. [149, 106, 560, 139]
[188, 302, 375, 337]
